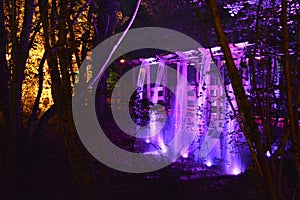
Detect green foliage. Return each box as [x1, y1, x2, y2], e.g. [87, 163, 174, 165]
[106, 68, 120, 92]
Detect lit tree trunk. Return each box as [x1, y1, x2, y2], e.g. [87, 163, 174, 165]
[59, 1, 101, 199]
[0, 1, 10, 199]
[206, 0, 278, 199]
[281, 0, 300, 195]
[0, 0, 9, 128]
[26, 52, 47, 136]
[39, 0, 101, 199]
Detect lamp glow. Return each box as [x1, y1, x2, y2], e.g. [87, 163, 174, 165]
[232, 168, 241, 175]
[206, 161, 212, 167]
[161, 146, 167, 153]
[182, 153, 188, 158]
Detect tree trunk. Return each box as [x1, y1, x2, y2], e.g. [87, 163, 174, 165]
[2, 1, 18, 199]
[206, 0, 278, 199]
[38, 0, 101, 199]
[0, 1, 10, 198]
[0, 0, 10, 127]
[2, 0, 35, 198]
[26, 52, 47, 137]
[281, 0, 300, 196]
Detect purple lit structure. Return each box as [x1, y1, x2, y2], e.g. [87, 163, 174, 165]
[111, 42, 283, 175]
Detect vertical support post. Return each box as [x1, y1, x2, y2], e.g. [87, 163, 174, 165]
[152, 57, 166, 104]
[147, 64, 151, 100]
[138, 59, 148, 99]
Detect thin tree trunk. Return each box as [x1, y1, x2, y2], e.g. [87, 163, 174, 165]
[281, 0, 300, 196]
[26, 52, 47, 136]
[206, 0, 278, 199]
[39, 0, 101, 199]
[3, 0, 35, 197]
[0, 0, 10, 127]
[59, 2, 100, 198]
[0, 0, 8, 131]
[193, 4, 262, 175]
[0, 1, 10, 199]
[3, 0, 18, 198]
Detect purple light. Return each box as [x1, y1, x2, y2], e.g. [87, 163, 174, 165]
[266, 151, 271, 157]
[134, 44, 253, 174]
[160, 145, 167, 153]
[158, 137, 167, 153]
[206, 161, 212, 167]
[182, 153, 188, 158]
[255, 56, 261, 60]
[232, 168, 241, 175]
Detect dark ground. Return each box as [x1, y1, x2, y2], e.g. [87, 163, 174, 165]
[7, 116, 270, 200]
